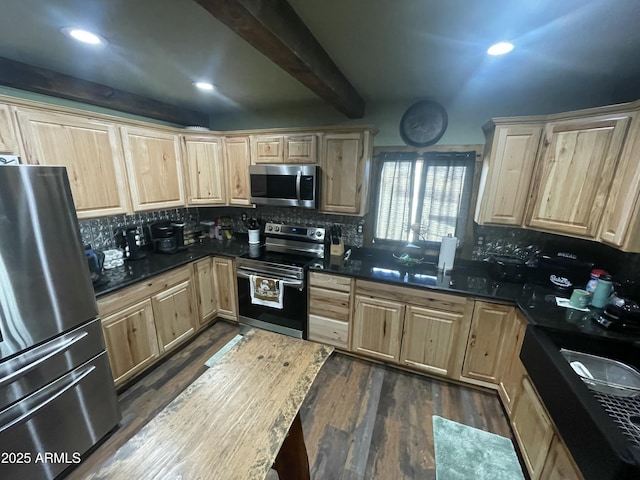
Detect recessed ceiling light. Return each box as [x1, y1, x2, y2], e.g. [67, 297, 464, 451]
[61, 27, 107, 45]
[193, 81, 216, 92]
[487, 42, 514, 56]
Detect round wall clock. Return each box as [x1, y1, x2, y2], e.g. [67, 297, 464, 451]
[399, 100, 448, 147]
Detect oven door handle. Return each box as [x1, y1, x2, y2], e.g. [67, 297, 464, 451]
[236, 270, 304, 290]
[295, 170, 302, 205]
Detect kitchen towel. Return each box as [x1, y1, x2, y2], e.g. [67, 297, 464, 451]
[249, 275, 284, 309]
[438, 234, 457, 272]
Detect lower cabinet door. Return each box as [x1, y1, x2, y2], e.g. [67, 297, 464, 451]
[540, 435, 583, 480]
[512, 376, 554, 479]
[352, 295, 404, 362]
[101, 298, 160, 386]
[399, 305, 467, 378]
[194, 257, 217, 326]
[461, 302, 514, 385]
[214, 257, 238, 320]
[152, 280, 197, 353]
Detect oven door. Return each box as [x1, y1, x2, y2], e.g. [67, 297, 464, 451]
[236, 271, 307, 339]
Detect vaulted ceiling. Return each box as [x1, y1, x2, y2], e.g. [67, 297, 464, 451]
[0, 0, 638, 125]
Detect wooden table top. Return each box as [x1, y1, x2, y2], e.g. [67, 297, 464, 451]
[85, 329, 333, 480]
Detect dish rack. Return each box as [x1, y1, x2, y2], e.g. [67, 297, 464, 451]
[561, 349, 640, 447]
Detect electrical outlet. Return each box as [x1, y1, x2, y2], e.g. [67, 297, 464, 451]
[241, 213, 248, 221]
[357, 225, 363, 234]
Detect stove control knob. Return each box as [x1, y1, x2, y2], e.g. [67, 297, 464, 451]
[274, 225, 280, 232]
[316, 231, 323, 237]
[267, 225, 273, 232]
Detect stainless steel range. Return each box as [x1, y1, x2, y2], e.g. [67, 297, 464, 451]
[236, 223, 326, 338]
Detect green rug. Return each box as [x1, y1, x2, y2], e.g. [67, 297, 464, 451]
[432, 416, 524, 480]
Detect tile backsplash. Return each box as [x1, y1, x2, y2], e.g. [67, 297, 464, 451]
[79, 208, 197, 250]
[79, 205, 365, 250]
[472, 224, 640, 282]
[199, 206, 366, 247]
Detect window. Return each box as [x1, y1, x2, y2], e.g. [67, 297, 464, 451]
[374, 151, 475, 245]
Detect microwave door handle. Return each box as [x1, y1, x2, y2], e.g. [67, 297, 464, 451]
[296, 170, 302, 205]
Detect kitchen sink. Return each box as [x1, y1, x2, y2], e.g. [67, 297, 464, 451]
[521, 325, 640, 479]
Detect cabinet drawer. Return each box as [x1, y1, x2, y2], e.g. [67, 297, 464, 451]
[98, 265, 192, 317]
[309, 286, 351, 322]
[309, 272, 353, 292]
[308, 315, 349, 349]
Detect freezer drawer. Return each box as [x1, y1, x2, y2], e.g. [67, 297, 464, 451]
[0, 351, 120, 480]
[0, 318, 106, 410]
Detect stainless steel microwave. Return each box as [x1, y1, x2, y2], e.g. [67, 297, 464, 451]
[249, 164, 319, 208]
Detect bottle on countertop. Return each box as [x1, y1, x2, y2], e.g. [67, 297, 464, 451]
[586, 269, 607, 297]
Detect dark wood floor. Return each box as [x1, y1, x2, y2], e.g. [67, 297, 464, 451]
[66, 321, 518, 479]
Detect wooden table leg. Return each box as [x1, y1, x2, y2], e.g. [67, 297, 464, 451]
[272, 412, 310, 480]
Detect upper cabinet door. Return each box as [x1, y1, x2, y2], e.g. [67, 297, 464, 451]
[121, 126, 185, 211]
[16, 108, 131, 218]
[224, 136, 252, 205]
[251, 135, 284, 164]
[526, 115, 631, 237]
[320, 131, 373, 215]
[183, 135, 226, 205]
[476, 124, 542, 226]
[0, 104, 19, 154]
[284, 134, 317, 164]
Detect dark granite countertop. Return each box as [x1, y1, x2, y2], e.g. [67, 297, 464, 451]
[93, 241, 640, 345]
[93, 237, 250, 297]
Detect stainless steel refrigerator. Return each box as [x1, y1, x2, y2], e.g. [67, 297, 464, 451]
[0, 165, 120, 479]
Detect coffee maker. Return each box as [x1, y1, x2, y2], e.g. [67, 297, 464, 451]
[124, 226, 146, 260]
[148, 221, 186, 254]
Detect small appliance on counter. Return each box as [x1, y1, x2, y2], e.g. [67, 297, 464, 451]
[123, 225, 146, 260]
[147, 221, 187, 254]
[531, 253, 594, 294]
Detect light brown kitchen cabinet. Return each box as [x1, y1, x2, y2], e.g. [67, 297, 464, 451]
[152, 279, 198, 353]
[308, 272, 353, 349]
[352, 295, 404, 362]
[213, 256, 238, 320]
[224, 136, 252, 205]
[526, 114, 631, 238]
[540, 435, 583, 480]
[320, 130, 374, 215]
[461, 302, 515, 386]
[512, 376, 555, 480]
[285, 134, 317, 163]
[120, 126, 185, 211]
[0, 104, 19, 154]
[100, 299, 159, 386]
[498, 311, 528, 415]
[97, 265, 197, 386]
[475, 123, 542, 225]
[16, 108, 131, 218]
[251, 135, 284, 164]
[598, 111, 640, 252]
[194, 257, 218, 326]
[251, 134, 317, 164]
[183, 134, 226, 205]
[399, 303, 472, 379]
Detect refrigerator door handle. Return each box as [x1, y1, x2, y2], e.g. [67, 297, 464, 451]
[0, 364, 96, 434]
[0, 331, 89, 388]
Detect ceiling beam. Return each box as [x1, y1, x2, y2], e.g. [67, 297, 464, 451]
[0, 57, 209, 126]
[195, 0, 365, 118]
